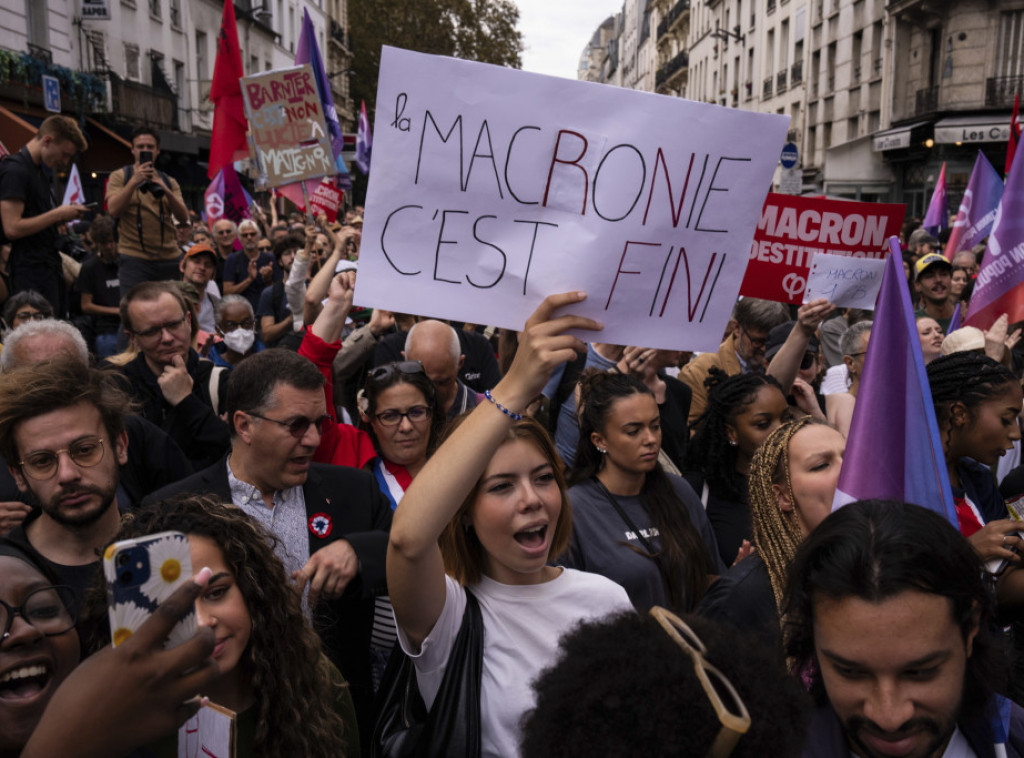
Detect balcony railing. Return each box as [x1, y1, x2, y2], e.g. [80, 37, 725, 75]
[763, 76, 773, 98]
[656, 0, 690, 39]
[329, 19, 348, 49]
[986, 76, 1024, 108]
[915, 85, 939, 115]
[777, 70, 787, 93]
[655, 48, 688, 88]
[791, 60, 803, 85]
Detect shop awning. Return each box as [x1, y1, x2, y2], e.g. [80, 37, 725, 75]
[872, 120, 931, 152]
[934, 114, 1010, 144]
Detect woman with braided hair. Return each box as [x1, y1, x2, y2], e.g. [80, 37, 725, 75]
[698, 416, 845, 651]
[562, 369, 724, 613]
[682, 368, 792, 566]
[927, 351, 1024, 579]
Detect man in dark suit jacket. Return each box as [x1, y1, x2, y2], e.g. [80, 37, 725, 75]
[145, 348, 391, 743]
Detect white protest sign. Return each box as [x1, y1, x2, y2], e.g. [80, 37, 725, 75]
[62, 164, 85, 205]
[355, 47, 790, 351]
[178, 702, 236, 758]
[802, 252, 886, 309]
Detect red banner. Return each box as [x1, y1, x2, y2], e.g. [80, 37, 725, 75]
[739, 193, 905, 304]
[309, 178, 342, 222]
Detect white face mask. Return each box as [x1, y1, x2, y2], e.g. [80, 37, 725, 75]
[222, 328, 255, 354]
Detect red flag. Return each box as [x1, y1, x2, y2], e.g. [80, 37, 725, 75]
[1006, 93, 1021, 177]
[208, 0, 248, 180]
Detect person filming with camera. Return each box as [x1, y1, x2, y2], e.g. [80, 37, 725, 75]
[106, 127, 191, 301]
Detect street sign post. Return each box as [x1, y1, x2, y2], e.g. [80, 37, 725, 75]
[42, 76, 61, 113]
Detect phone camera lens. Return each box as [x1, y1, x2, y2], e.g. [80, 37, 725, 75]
[117, 553, 130, 566]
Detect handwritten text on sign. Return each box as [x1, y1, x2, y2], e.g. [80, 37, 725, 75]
[739, 193, 905, 305]
[242, 65, 335, 188]
[355, 47, 790, 351]
[803, 252, 887, 309]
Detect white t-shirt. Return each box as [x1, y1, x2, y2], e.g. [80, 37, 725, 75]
[398, 569, 633, 757]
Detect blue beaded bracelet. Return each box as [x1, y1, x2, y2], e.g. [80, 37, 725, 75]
[484, 390, 523, 421]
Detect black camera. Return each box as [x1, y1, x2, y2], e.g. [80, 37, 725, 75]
[138, 180, 166, 200]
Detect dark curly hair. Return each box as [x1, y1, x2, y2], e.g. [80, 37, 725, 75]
[686, 368, 786, 502]
[927, 351, 1018, 459]
[359, 361, 445, 459]
[84, 495, 350, 757]
[782, 499, 1004, 719]
[521, 611, 810, 757]
[570, 369, 715, 612]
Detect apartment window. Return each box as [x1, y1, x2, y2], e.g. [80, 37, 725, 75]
[766, 29, 775, 75]
[289, 5, 296, 53]
[149, 0, 161, 20]
[125, 43, 140, 80]
[250, 54, 259, 75]
[780, 19, 789, 68]
[26, 0, 50, 48]
[852, 31, 863, 83]
[996, 10, 1024, 79]
[195, 31, 207, 80]
[174, 59, 187, 129]
[169, 0, 180, 27]
[848, 116, 858, 139]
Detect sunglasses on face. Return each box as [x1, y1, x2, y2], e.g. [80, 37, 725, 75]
[258, 245, 272, 252]
[247, 412, 330, 438]
[800, 352, 819, 371]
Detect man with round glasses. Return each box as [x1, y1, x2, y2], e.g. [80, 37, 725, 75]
[145, 347, 392, 740]
[0, 360, 129, 601]
[116, 281, 230, 468]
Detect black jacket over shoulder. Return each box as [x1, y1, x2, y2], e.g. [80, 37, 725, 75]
[143, 458, 392, 744]
[114, 350, 231, 469]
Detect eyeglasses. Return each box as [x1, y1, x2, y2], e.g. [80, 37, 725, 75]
[19, 437, 106, 480]
[248, 412, 330, 438]
[650, 607, 751, 758]
[367, 361, 425, 383]
[375, 405, 432, 427]
[215, 229, 234, 236]
[799, 352, 819, 371]
[257, 245, 272, 252]
[220, 317, 255, 332]
[131, 313, 189, 341]
[848, 351, 867, 358]
[1, 586, 77, 641]
[240, 231, 259, 238]
[739, 326, 768, 349]
[14, 311, 48, 323]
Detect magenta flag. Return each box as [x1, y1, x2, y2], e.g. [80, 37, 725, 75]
[966, 136, 1024, 331]
[923, 163, 948, 237]
[833, 237, 957, 527]
[203, 166, 251, 228]
[356, 100, 372, 174]
[944, 152, 1003, 260]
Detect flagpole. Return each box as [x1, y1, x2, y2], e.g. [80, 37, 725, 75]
[301, 181, 315, 225]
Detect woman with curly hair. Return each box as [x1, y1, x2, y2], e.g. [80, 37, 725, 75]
[95, 494, 357, 757]
[683, 368, 791, 566]
[563, 369, 723, 613]
[698, 416, 844, 651]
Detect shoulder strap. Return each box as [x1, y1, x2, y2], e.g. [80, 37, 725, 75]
[207, 365, 228, 414]
[123, 165, 133, 183]
[592, 477, 658, 556]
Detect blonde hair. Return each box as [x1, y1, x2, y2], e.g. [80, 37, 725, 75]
[748, 416, 829, 610]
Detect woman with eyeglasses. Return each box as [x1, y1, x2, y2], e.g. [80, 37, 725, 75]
[358, 360, 445, 686]
[0, 290, 52, 341]
[0, 537, 80, 756]
[388, 293, 633, 756]
[209, 295, 264, 370]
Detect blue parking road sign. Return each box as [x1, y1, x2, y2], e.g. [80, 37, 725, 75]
[43, 76, 61, 113]
[780, 142, 799, 169]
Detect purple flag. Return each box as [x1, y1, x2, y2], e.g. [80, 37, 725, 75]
[944, 151, 1003, 260]
[295, 9, 351, 192]
[203, 166, 252, 228]
[833, 237, 957, 527]
[356, 100, 372, 174]
[923, 162, 948, 237]
[965, 134, 1024, 331]
[947, 302, 962, 334]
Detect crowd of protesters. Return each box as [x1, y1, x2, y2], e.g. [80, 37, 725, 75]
[4, 114, 1024, 757]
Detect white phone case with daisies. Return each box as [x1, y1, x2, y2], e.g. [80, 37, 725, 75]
[103, 531, 196, 649]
